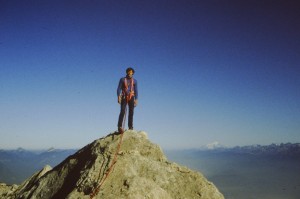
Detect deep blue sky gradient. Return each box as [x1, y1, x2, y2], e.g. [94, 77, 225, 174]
[1, 0, 299, 149]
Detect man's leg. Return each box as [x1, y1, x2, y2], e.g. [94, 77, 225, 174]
[128, 98, 135, 129]
[118, 98, 127, 129]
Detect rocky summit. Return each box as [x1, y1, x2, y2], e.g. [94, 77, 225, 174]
[1, 130, 224, 199]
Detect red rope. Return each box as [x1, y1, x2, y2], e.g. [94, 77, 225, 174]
[90, 105, 127, 198]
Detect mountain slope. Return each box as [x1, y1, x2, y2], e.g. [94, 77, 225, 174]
[4, 130, 224, 199]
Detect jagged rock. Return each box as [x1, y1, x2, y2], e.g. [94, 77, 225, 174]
[2, 130, 224, 199]
[0, 183, 18, 198]
[9, 165, 52, 198]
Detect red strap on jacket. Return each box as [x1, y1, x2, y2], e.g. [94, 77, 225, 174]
[123, 77, 135, 102]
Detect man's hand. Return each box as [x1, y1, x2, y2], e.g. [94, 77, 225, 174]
[134, 99, 138, 107]
[118, 96, 122, 104]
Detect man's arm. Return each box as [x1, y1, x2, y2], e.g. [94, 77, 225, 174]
[117, 78, 123, 103]
[134, 79, 138, 100]
[134, 79, 138, 106]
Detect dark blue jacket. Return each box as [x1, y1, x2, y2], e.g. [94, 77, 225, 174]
[117, 77, 138, 100]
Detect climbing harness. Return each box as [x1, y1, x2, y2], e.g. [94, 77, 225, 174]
[123, 77, 135, 102]
[90, 99, 129, 198]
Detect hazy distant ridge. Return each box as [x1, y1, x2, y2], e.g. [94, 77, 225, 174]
[202, 143, 300, 156]
[0, 148, 77, 184]
[1, 143, 300, 184]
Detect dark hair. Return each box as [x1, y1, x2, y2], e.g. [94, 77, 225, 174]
[126, 67, 135, 74]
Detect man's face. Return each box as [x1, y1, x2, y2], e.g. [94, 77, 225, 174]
[127, 70, 134, 78]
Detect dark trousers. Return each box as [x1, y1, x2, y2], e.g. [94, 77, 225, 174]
[118, 97, 134, 129]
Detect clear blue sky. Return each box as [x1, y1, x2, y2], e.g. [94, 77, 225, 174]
[1, 0, 299, 149]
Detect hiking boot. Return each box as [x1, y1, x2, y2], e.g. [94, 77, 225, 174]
[118, 127, 124, 134]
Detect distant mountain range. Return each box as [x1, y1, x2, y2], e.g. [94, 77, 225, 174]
[1, 143, 300, 184]
[201, 143, 300, 156]
[0, 148, 77, 184]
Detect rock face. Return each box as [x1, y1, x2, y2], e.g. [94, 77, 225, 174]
[0, 183, 18, 198]
[2, 131, 224, 199]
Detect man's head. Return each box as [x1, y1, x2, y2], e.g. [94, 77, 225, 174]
[126, 67, 135, 78]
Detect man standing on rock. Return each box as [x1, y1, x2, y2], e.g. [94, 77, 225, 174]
[117, 67, 138, 133]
